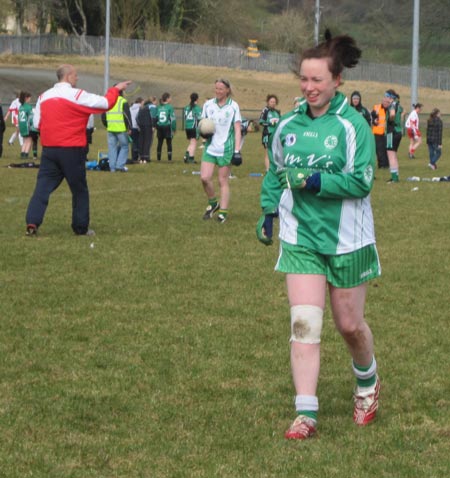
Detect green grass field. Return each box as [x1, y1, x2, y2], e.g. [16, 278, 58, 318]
[1, 120, 449, 477]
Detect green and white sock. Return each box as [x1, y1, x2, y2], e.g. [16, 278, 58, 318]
[353, 357, 377, 390]
[295, 395, 318, 422]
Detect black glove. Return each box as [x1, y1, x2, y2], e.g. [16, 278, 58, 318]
[231, 151, 242, 166]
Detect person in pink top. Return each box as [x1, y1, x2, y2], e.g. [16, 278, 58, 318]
[25, 64, 131, 236]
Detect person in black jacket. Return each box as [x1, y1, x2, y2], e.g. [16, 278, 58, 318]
[0, 103, 5, 158]
[136, 98, 156, 163]
[426, 108, 443, 170]
[350, 91, 371, 125]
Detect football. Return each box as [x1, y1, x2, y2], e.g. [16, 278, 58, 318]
[198, 118, 216, 138]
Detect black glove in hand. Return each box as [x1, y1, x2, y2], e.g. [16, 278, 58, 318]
[231, 151, 242, 166]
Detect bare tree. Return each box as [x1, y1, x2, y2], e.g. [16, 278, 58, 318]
[63, 0, 94, 53]
[12, 0, 25, 34]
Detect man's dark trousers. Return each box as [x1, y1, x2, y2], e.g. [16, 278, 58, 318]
[26, 147, 90, 234]
[374, 134, 389, 168]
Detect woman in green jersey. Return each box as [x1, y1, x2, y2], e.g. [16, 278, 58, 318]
[257, 31, 381, 440]
[156, 92, 176, 162]
[385, 89, 404, 183]
[183, 92, 202, 164]
[18, 91, 33, 159]
[259, 94, 281, 172]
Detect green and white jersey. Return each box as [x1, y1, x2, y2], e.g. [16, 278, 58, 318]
[261, 92, 376, 255]
[202, 97, 241, 157]
[18, 102, 33, 136]
[184, 104, 202, 130]
[387, 102, 403, 134]
[259, 106, 281, 136]
[394, 103, 404, 133]
[157, 103, 176, 131]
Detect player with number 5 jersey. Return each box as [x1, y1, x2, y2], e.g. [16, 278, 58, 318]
[156, 92, 176, 162]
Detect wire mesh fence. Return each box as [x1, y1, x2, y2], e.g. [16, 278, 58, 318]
[2, 34, 450, 90]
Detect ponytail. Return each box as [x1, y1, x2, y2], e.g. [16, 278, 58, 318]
[299, 29, 361, 78]
[189, 92, 199, 109]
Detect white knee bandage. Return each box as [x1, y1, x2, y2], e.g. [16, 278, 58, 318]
[290, 305, 323, 344]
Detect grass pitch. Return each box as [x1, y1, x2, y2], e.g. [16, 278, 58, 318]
[0, 60, 449, 477]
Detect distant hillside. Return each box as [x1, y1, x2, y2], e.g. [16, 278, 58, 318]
[3, 0, 448, 68]
[257, 0, 450, 67]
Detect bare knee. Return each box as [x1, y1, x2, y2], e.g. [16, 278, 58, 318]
[200, 175, 212, 186]
[217, 175, 229, 188]
[336, 319, 369, 348]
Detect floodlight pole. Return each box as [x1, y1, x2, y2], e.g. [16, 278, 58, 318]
[104, 0, 111, 93]
[314, 0, 321, 45]
[411, 0, 420, 106]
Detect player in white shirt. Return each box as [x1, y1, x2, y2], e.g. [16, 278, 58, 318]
[405, 103, 423, 159]
[200, 79, 242, 223]
[4, 94, 23, 146]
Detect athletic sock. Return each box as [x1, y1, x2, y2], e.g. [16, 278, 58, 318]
[390, 170, 399, 181]
[218, 208, 228, 218]
[208, 197, 218, 207]
[295, 395, 318, 422]
[353, 357, 377, 389]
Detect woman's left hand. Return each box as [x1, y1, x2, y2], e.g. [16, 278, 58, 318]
[277, 168, 309, 190]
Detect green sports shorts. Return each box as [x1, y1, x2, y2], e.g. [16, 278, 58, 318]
[275, 243, 381, 288]
[202, 150, 232, 168]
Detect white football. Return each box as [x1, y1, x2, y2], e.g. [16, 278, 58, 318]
[198, 118, 216, 137]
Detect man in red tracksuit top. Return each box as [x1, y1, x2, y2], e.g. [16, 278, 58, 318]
[25, 64, 131, 236]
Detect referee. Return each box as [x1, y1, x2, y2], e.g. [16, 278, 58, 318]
[25, 64, 130, 236]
